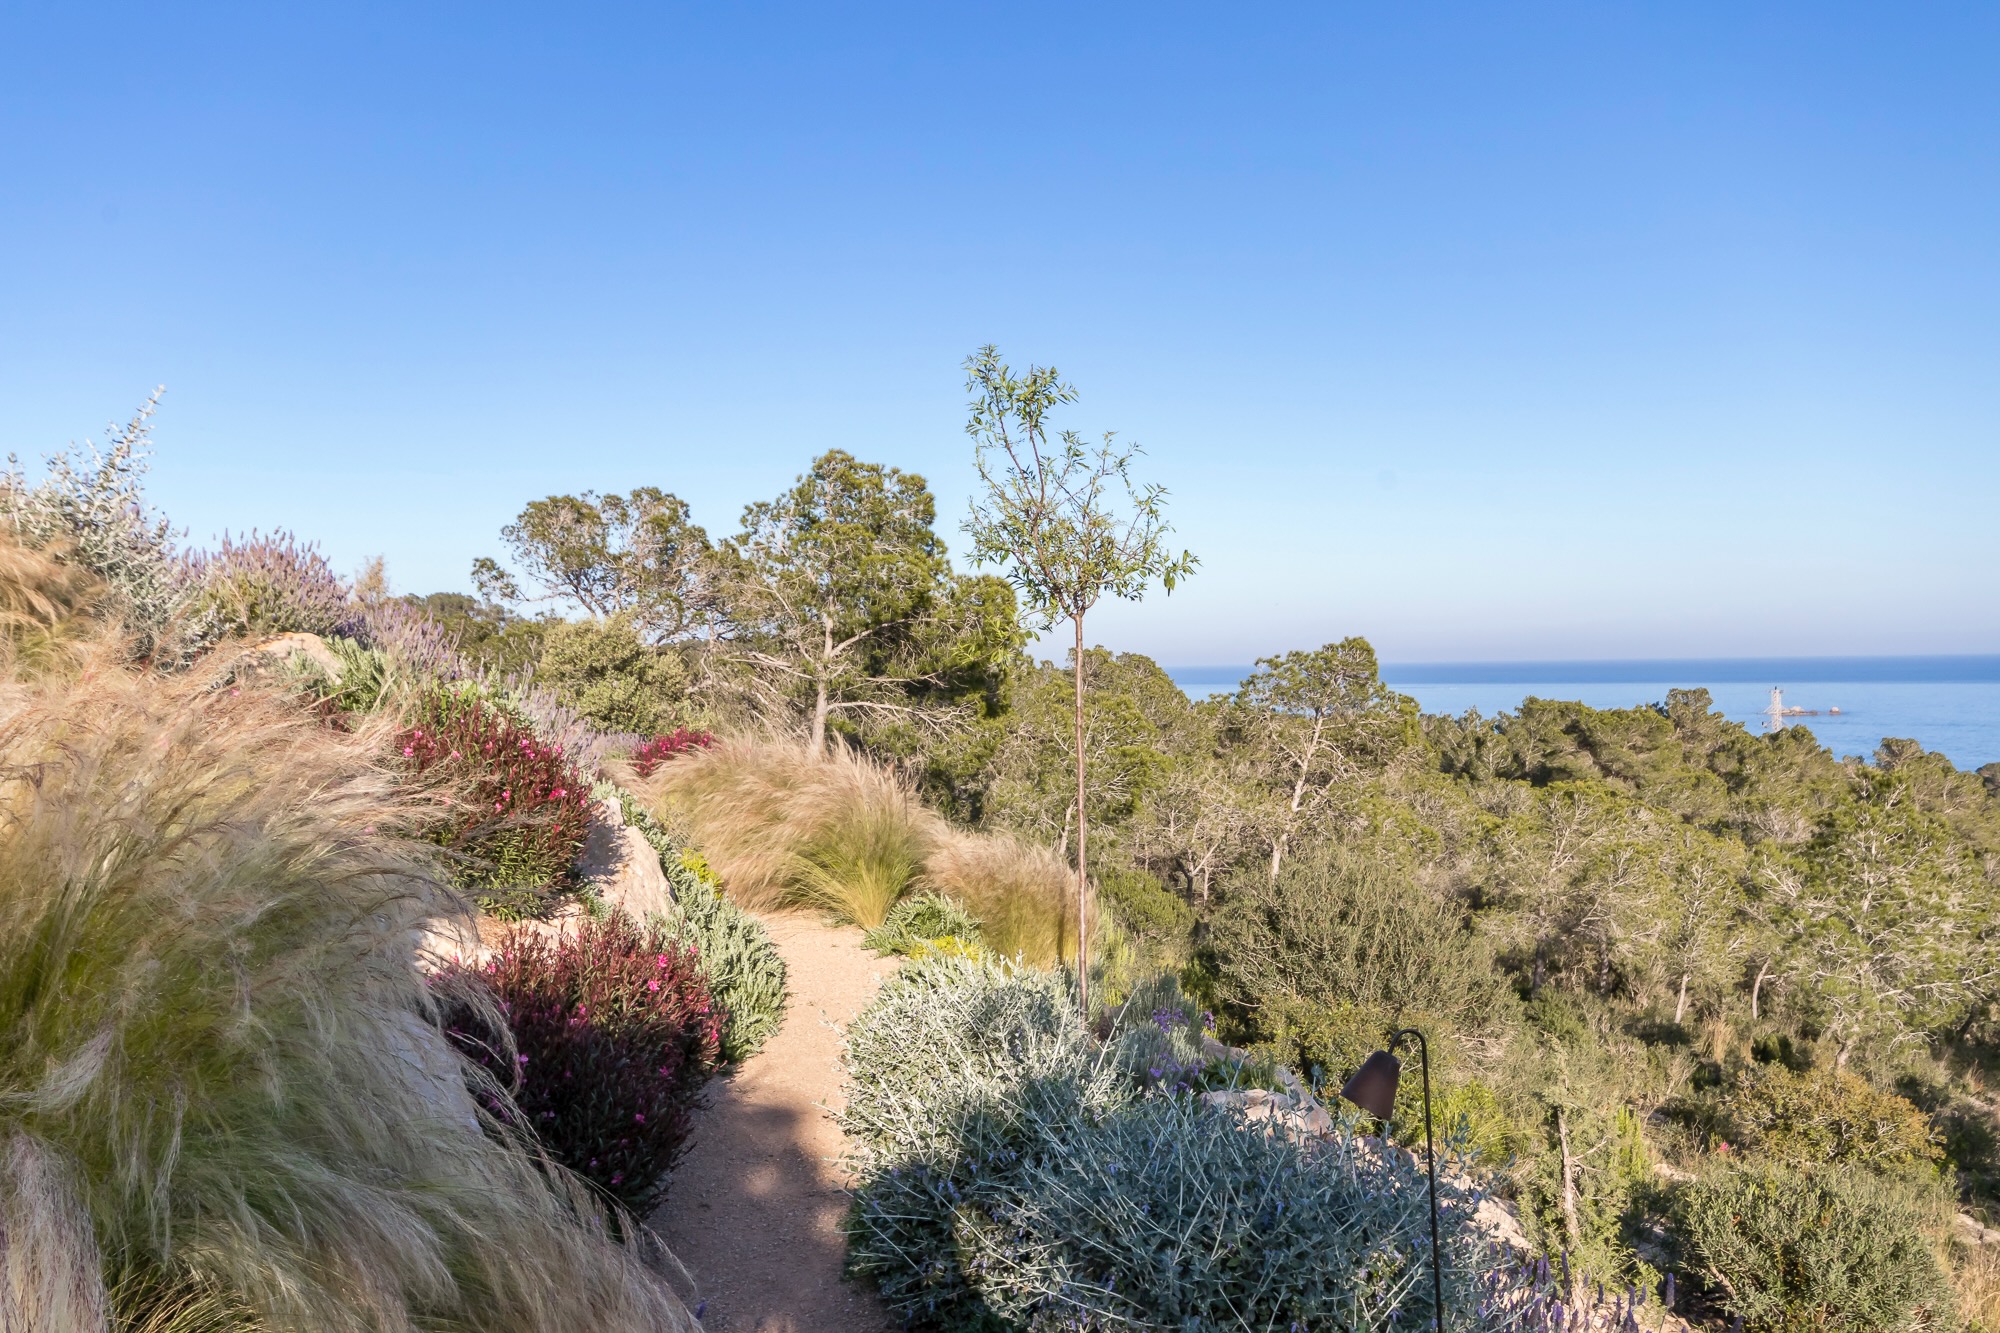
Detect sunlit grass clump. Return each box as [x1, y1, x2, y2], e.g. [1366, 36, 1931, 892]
[648, 737, 1078, 963]
[0, 656, 695, 1330]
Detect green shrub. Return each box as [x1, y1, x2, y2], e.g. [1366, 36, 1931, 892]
[1675, 1160, 1954, 1333]
[1204, 840, 1503, 1045]
[1723, 1065, 1941, 1173]
[534, 616, 692, 735]
[862, 891, 985, 958]
[1095, 861, 1192, 944]
[841, 954, 1509, 1333]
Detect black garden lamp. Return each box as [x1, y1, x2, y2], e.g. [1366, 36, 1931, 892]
[1340, 1029, 1444, 1333]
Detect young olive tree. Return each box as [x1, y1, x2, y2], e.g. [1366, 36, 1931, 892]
[961, 346, 1196, 1010]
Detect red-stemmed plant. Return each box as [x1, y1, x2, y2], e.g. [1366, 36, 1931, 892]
[440, 913, 725, 1214]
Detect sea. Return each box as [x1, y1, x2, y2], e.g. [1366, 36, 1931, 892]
[1163, 657, 2000, 773]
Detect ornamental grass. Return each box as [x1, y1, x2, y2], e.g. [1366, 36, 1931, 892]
[648, 736, 1073, 960]
[0, 654, 696, 1331]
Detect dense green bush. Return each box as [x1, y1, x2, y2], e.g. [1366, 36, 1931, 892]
[1675, 1160, 1954, 1333]
[1204, 841, 1503, 1045]
[534, 615, 691, 735]
[841, 954, 1507, 1332]
[1722, 1065, 1941, 1173]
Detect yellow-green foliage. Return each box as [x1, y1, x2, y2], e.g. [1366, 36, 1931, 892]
[1724, 1064, 1942, 1173]
[0, 663, 695, 1331]
[650, 737, 1076, 962]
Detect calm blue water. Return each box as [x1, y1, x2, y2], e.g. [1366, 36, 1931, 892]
[1164, 657, 2000, 772]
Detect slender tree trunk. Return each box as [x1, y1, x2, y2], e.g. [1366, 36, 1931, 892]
[1751, 959, 1771, 1020]
[1073, 616, 1090, 1015]
[810, 608, 835, 751]
[1555, 1103, 1582, 1259]
[1267, 714, 1325, 883]
[1674, 971, 1692, 1025]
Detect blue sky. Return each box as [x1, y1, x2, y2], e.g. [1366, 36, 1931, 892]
[3, 4, 1996, 663]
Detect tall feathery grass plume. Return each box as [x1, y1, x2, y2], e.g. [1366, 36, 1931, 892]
[0, 533, 107, 677]
[647, 736, 1076, 962]
[0, 664, 697, 1332]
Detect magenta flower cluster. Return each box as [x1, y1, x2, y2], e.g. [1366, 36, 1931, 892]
[398, 690, 592, 918]
[630, 727, 714, 778]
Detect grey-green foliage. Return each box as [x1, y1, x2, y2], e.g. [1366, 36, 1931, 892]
[0, 391, 210, 664]
[962, 1095, 1492, 1333]
[861, 891, 984, 957]
[1207, 840, 1502, 1036]
[605, 782, 788, 1063]
[842, 954, 1505, 1333]
[1674, 1160, 1954, 1333]
[281, 635, 399, 716]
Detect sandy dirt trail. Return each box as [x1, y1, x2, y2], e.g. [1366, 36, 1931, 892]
[651, 913, 899, 1333]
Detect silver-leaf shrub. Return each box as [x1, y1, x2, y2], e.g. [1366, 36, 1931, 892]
[842, 953, 1512, 1332]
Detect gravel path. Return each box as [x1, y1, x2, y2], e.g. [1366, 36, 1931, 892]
[651, 913, 899, 1333]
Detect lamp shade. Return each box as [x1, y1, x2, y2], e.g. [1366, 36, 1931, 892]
[1340, 1050, 1402, 1120]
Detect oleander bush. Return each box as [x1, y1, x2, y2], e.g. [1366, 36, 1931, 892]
[1674, 1159, 1955, 1333]
[0, 659, 696, 1331]
[439, 912, 723, 1215]
[631, 726, 713, 778]
[400, 686, 592, 919]
[841, 953, 1506, 1332]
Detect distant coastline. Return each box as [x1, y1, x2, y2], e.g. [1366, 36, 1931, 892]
[1162, 657, 2000, 770]
[1168, 655, 2000, 691]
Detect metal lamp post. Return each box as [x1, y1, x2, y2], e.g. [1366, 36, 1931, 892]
[1340, 1028, 1444, 1333]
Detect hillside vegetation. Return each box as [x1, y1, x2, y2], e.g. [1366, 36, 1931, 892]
[6, 375, 1997, 1332]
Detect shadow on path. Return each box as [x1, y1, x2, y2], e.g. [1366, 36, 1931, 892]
[651, 914, 898, 1333]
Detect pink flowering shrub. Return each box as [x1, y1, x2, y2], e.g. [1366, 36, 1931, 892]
[441, 913, 725, 1213]
[398, 688, 590, 918]
[630, 727, 712, 778]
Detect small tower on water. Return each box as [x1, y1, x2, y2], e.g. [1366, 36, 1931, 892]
[1764, 686, 1786, 733]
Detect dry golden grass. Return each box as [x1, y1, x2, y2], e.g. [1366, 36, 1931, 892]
[921, 826, 1079, 965]
[1957, 1241, 2000, 1333]
[0, 534, 104, 675]
[0, 657, 696, 1332]
[649, 737, 1077, 963]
